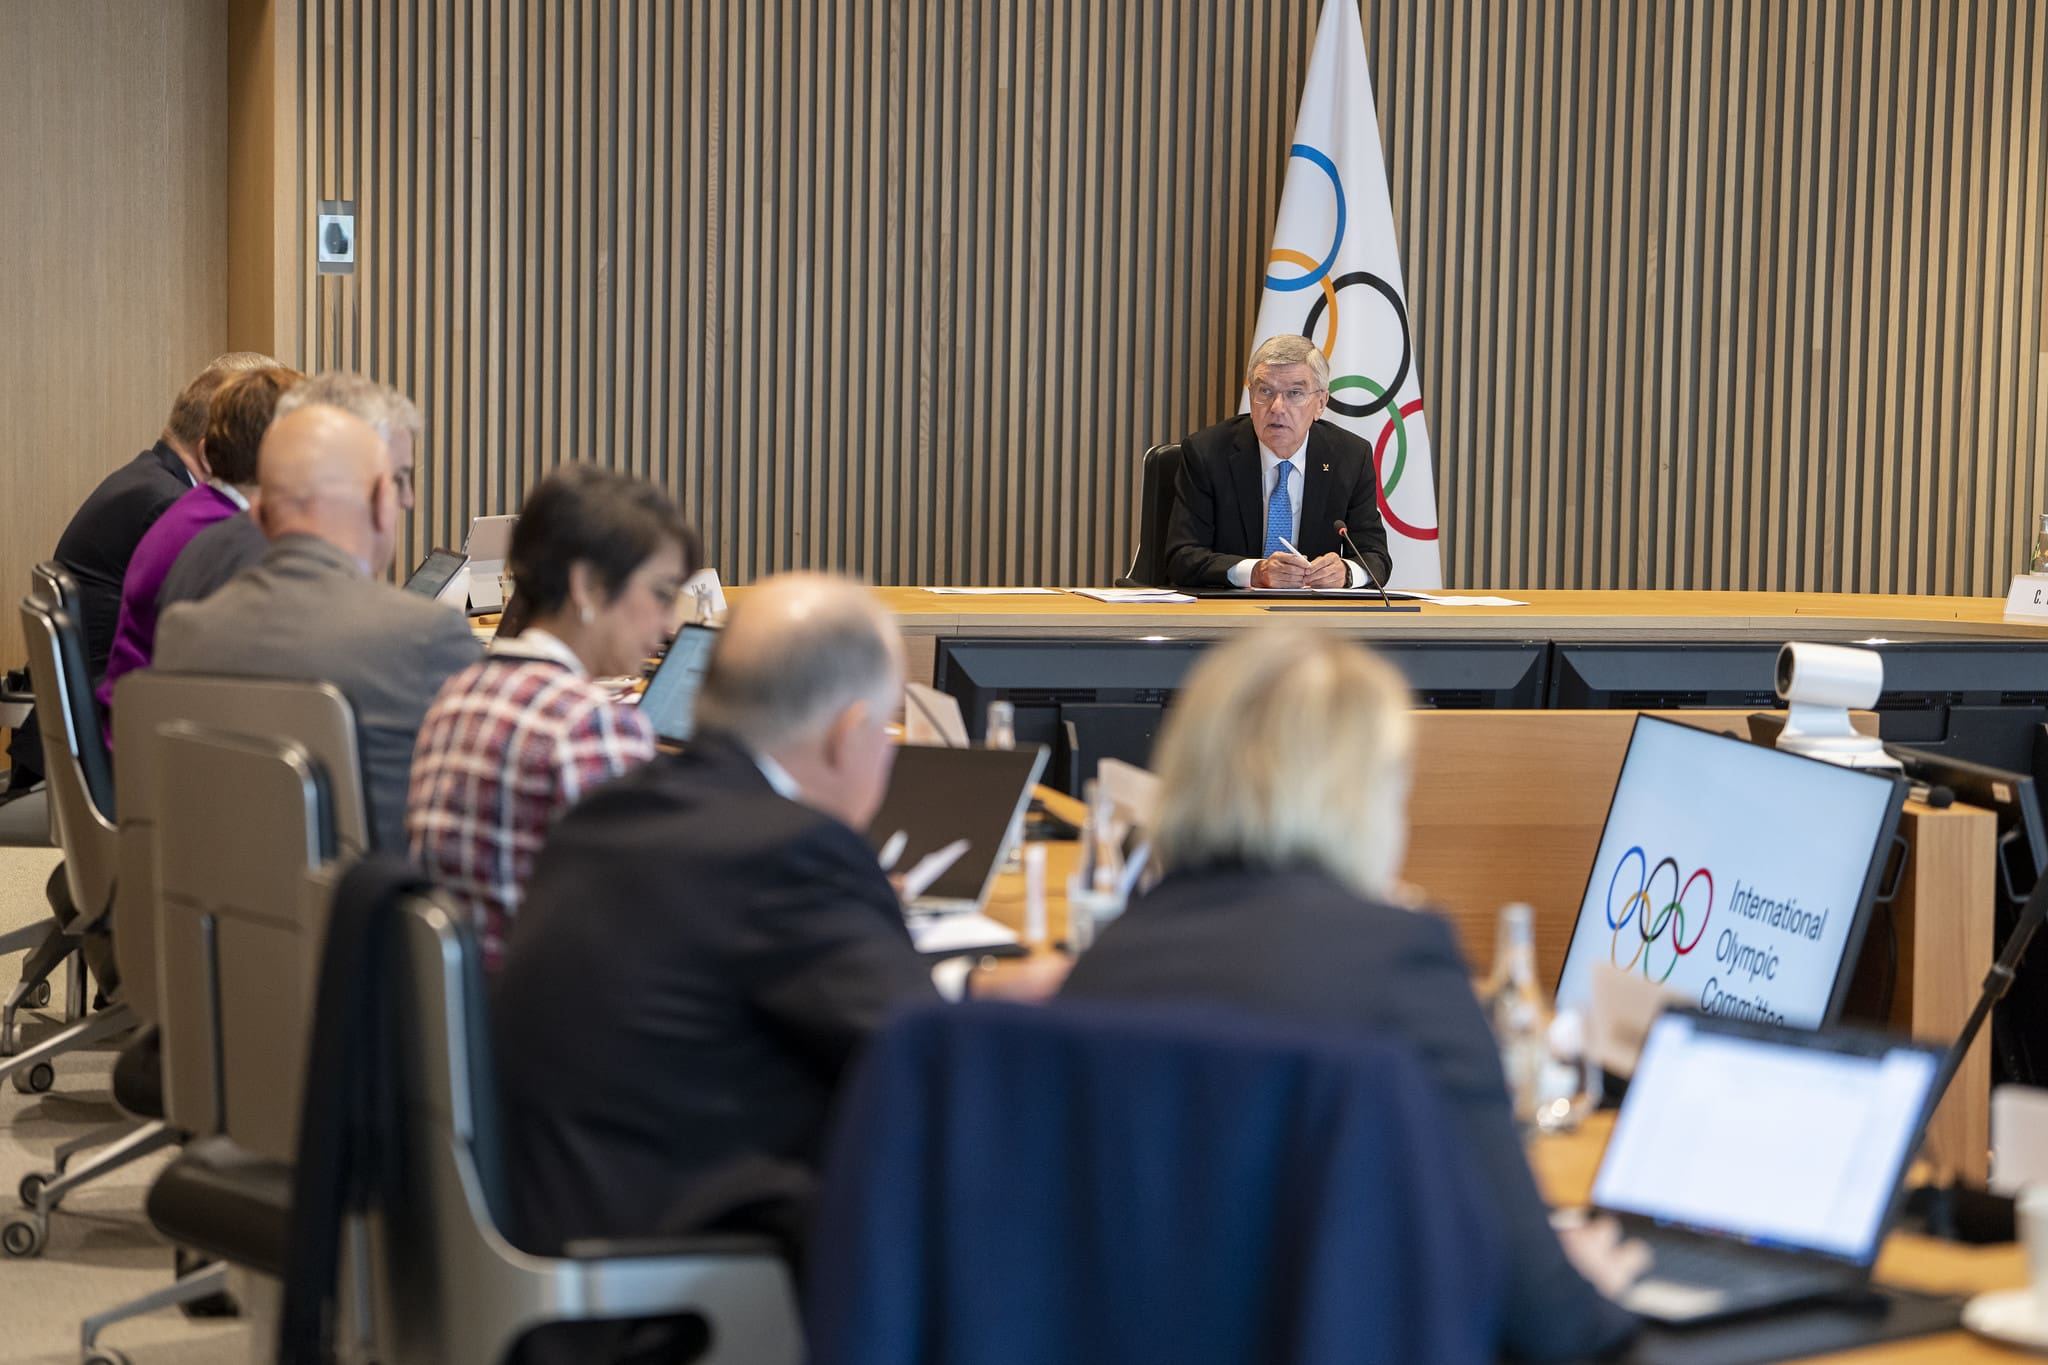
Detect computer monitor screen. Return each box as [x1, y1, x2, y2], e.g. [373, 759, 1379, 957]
[864, 744, 1050, 907]
[464, 514, 518, 561]
[1885, 744, 2048, 1086]
[1555, 715, 1906, 1029]
[931, 638, 1551, 755]
[637, 624, 718, 744]
[402, 548, 466, 598]
[1592, 1013, 1940, 1264]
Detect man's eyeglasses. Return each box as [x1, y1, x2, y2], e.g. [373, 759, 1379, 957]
[1250, 383, 1321, 408]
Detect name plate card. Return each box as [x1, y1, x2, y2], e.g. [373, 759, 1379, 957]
[2003, 574, 2048, 620]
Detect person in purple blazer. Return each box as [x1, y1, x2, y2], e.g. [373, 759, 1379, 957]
[99, 365, 304, 719]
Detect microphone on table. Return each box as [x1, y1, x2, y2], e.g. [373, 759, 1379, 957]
[1334, 520, 1396, 610]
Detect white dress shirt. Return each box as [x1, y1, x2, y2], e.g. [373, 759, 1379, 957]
[1226, 443, 1368, 588]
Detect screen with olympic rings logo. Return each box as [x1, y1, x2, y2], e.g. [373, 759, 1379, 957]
[1555, 716, 1905, 1030]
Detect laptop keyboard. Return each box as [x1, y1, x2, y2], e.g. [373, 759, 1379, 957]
[1639, 1232, 1852, 1307]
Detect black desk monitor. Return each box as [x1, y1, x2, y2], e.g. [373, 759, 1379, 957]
[932, 637, 1550, 755]
[1059, 702, 1164, 797]
[637, 623, 718, 744]
[1886, 744, 2048, 1085]
[1555, 715, 1907, 1030]
[403, 548, 466, 599]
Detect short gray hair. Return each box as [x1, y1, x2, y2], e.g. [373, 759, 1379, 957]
[275, 371, 423, 454]
[693, 574, 903, 751]
[1244, 333, 1331, 393]
[1152, 627, 1413, 899]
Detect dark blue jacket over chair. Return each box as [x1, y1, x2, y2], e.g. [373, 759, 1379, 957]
[805, 999, 1507, 1365]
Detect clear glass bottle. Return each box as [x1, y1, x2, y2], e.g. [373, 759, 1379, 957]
[1483, 903, 1551, 1132]
[1067, 778, 1125, 954]
[2031, 512, 2048, 575]
[985, 700, 1016, 750]
[986, 701, 1023, 870]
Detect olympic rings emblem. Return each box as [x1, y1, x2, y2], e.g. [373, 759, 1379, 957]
[1603, 846, 1714, 984]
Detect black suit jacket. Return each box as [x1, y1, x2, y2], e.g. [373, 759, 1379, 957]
[1163, 414, 1393, 588]
[1061, 865, 1638, 1364]
[493, 736, 939, 1255]
[53, 441, 195, 676]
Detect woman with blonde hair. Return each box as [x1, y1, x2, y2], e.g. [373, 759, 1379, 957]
[1061, 627, 1644, 1363]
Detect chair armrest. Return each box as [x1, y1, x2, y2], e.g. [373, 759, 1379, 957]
[548, 1244, 799, 1327]
[559, 1232, 782, 1261]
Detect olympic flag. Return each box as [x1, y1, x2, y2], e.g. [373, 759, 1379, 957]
[1249, 0, 1441, 587]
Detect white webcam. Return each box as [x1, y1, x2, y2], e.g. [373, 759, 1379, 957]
[1772, 642, 1900, 771]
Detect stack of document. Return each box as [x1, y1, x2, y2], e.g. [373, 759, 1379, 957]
[1069, 587, 1195, 604]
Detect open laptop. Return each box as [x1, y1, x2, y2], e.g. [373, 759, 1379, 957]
[1594, 1011, 1943, 1325]
[865, 744, 1047, 915]
[635, 623, 718, 745]
[1555, 715, 1907, 1030]
[402, 547, 467, 602]
[463, 514, 518, 612]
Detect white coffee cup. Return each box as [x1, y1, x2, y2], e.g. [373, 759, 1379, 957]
[2021, 1183, 2048, 1327]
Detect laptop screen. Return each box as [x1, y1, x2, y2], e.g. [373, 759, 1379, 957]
[1555, 716, 1906, 1029]
[403, 548, 465, 598]
[637, 625, 718, 744]
[1592, 1014, 1940, 1263]
[864, 744, 1048, 906]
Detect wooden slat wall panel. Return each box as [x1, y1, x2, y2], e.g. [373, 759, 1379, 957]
[0, 0, 226, 666]
[284, 0, 2048, 595]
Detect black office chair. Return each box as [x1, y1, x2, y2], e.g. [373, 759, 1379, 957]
[1, 570, 129, 1096]
[1116, 441, 1183, 587]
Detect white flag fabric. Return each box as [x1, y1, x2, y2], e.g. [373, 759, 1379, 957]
[1248, 0, 1442, 587]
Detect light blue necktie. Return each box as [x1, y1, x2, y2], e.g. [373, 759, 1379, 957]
[1263, 461, 1295, 558]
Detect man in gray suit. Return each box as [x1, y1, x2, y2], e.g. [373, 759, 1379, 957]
[155, 403, 481, 852]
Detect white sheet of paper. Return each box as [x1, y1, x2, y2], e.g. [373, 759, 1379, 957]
[923, 586, 1061, 595]
[909, 911, 1020, 955]
[1586, 963, 1687, 1079]
[673, 568, 728, 628]
[1399, 593, 1530, 607]
[904, 683, 969, 747]
[1069, 588, 1196, 604]
[1098, 758, 1160, 835]
[901, 837, 971, 903]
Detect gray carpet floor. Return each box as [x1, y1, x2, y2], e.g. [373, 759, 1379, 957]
[0, 834, 254, 1364]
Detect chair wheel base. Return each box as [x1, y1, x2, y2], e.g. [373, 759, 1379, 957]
[84, 1351, 133, 1365]
[18, 1171, 46, 1207]
[28, 980, 50, 1008]
[11, 1061, 54, 1094]
[2, 1213, 46, 1257]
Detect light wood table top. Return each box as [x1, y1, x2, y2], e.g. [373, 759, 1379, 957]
[856, 587, 2048, 644]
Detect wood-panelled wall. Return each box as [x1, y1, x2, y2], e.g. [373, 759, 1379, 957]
[0, 1, 228, 664]
[279, 0, 2048, 595]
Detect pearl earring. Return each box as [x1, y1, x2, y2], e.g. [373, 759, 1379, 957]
[580, 603, 594, 625]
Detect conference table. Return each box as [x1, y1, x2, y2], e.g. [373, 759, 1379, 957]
[858, 586, 2048, 685]
[982, 845, 2035, 1364]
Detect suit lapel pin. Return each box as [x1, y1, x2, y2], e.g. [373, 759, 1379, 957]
[1321, 463, 1329, 472]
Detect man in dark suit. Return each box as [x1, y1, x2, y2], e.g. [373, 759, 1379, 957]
[1164, 333, 1394, 589]
[6, 353, 276, 786]
[1060, 627, 1643, 1364]
[153, 402, 481, 852]
[494, 574, 940, 1258]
